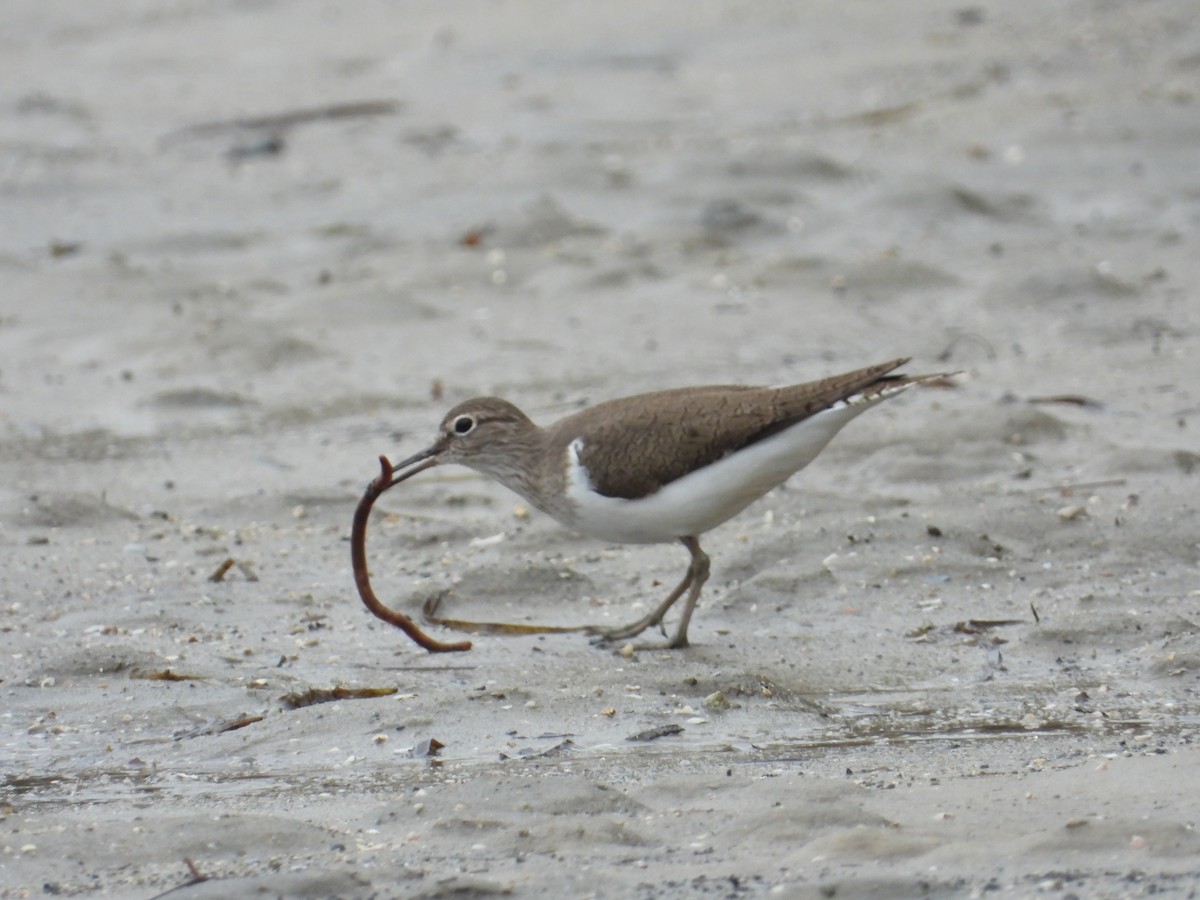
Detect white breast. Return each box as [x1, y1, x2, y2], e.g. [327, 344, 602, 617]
[559, 398, 882, 544]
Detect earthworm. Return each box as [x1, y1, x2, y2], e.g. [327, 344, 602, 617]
[351, 455, 472, 653]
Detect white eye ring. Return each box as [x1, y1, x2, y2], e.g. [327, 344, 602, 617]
[452, 415, 475, 435]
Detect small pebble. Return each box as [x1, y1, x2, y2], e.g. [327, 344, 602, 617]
[702, 691, 730, 710]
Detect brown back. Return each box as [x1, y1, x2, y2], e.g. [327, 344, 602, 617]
[551, 358, 911, 499]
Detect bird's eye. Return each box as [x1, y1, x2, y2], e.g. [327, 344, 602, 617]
[452, 415, 475, 435]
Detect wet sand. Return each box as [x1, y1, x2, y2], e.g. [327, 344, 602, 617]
[3, 1, 1199, 897]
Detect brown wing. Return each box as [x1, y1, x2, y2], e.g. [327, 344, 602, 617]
[552, 358, 911, 499]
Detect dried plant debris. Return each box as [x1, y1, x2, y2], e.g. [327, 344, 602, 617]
[1056, 478, 1126, 497]
[208, 558, 235, 582]
[907, 619, 1025, 642]
[131, 668, 206, 682]
[626, 723, 684, 742]
[501, 738, 575, 760]
[207, 558, 259, 582]
[1028, 394, 1105, 410]
[145, 858, 210, 900]
[175, 714, 264, 740]
[954, 619, 1025, 633]
[406, 738, 445, 758]
[163, 100, 401, 145]
[423, 591, 588, 635]
[919, 375, 961, 390]
[279, 685, 398, 709]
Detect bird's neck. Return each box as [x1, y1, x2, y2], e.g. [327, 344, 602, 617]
[473, 424, 555, 506]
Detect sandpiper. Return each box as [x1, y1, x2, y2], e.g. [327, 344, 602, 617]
[387, 358, 947, 649]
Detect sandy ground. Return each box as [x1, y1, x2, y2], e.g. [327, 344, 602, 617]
[3, 1, 1200, 897]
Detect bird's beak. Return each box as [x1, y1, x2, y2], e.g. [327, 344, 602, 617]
[386, 442, 443, 487]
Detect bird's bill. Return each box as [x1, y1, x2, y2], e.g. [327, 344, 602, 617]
[387, 445, 441, 487]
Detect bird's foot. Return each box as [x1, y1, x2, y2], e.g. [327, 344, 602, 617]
[584, 618, 663, 645]
[586, 621, 690, 650]
[629, 633, 690, 651]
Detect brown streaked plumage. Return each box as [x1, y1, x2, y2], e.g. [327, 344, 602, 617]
[386, 357, 949, 649]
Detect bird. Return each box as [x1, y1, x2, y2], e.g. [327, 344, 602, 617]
[385, 357, 948, 649]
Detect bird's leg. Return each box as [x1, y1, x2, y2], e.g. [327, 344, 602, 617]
[586, 567, 693, 643]
[588, 537, 709, 648]
[634, 537, 709, 650]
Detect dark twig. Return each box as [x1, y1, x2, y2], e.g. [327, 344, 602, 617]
[183, 859, 206, 882]
[207, 558, 235, 582]
[351, 456, 472, 653]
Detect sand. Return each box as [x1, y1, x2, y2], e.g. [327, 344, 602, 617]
[3, 1, 1199, 897]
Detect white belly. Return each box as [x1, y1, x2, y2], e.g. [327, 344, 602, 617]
[560, 399, 879, 544]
